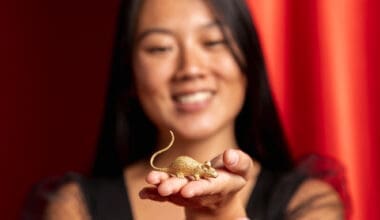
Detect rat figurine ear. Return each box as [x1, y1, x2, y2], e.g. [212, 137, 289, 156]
[204, 161, 211, 167]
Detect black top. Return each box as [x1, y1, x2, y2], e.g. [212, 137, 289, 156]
[76, 175, 133, 220]
[23, 155, 346, 220]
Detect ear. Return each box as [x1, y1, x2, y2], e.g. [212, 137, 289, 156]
[204, 161, 211, 167]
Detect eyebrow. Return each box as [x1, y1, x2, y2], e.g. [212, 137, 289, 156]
[200, 20, 221, 29]
[135, 28, 173, 42]
[135, 20, 222, 42]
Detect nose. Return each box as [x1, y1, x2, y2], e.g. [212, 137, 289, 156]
[173, 45, 205, 82]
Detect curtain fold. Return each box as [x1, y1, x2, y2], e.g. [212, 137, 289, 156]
[248, 0, 380, 219]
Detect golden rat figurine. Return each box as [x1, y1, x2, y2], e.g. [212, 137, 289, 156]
[150, 130, 218, 180]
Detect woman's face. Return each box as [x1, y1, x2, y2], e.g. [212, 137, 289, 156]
[133, 0, 247, 140]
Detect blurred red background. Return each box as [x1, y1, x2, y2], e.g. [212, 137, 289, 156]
[248, 1, 380, 219]
[1, 0, 379, 219]
[1, 0, 119, 219]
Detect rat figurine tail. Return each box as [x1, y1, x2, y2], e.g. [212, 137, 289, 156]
[149, 130, 175, 172]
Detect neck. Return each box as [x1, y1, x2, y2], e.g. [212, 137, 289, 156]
[153, 127, 238, 167]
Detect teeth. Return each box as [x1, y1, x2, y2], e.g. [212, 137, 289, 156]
[176, 91, 212, 104]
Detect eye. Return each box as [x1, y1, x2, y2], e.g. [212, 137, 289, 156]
[145, 46, 173, 54]
[204, 39, 227, 48]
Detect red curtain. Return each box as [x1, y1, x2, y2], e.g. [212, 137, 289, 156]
[248, 0, 380, 219]
[1, 0, 379, 219]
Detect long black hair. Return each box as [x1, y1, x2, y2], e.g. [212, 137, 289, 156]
[92, 0, 294, 178]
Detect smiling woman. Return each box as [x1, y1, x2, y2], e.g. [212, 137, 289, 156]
[24, 0, 346, 219]
[132, 0, 247, 143]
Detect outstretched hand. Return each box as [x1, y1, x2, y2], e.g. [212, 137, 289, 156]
[139, 149, 260, 220]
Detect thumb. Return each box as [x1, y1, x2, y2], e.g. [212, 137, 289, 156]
[223, 149, 258, 181]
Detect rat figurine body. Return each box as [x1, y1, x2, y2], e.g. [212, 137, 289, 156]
[149, 130, 218, 180]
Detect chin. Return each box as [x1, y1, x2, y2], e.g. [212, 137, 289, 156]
[170, 124, 223, 141]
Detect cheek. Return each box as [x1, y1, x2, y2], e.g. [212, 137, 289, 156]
[228, 76, 247, 116]
[213, 54, 246, 88]
[217, 57, 247, 110]
[134, 73, 158, 96]
[133, 55, 174, 96]
[233, 74, 247, 105]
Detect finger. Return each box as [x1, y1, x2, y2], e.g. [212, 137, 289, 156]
[180, 178, 210, 198]
[146, 170, 170, 185]
[180, 170, 245, 198]
[223, 149, 257, 180]
[157, 177, 189, 196]
[140, 187, 194, 207]
[210, 153, 224, 168]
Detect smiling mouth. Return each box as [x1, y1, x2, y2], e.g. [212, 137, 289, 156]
[174, 91, 213, 104]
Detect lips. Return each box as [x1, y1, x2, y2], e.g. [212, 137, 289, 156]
[174, 91, 213, 104]
[172, 90, 215, 112]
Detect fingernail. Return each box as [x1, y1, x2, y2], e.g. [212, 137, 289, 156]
[228, 150, 238, 166]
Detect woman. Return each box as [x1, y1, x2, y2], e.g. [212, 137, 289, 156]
[40, 0, 345, 219]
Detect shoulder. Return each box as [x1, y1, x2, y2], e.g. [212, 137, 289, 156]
[44, 181, 90, 220]
[287, 178, 344, 219]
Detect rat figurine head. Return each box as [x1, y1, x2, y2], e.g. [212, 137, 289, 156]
[200, 161, 218, 178]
